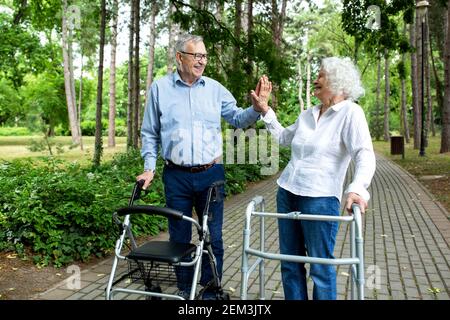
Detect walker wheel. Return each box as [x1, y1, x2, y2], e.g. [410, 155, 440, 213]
[145, 285, 162, 300]
[217, 291, 230, 300]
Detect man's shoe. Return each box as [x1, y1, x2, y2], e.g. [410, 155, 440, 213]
[202, 292, 217, 300]
[176, 290, 191, 300]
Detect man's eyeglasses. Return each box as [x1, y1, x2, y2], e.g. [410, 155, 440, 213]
[179, 51, 208, 61]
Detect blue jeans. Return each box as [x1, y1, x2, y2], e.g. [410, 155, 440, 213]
[277, 187, 340, 300]
[162, 163, 225, 294]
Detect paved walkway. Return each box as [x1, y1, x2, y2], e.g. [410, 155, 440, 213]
[34, 154, 450, 300]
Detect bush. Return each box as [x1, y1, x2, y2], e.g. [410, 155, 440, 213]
[0, 127, 32, 136]
[0, 150, 167, 267]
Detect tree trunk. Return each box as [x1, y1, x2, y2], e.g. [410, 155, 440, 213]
[167, 2, 177, 75]
[271, 0, 287, 48]
[78, 54, 84, 150]
[214, 1, 225, 78]
[375, 56, 381, 141]
[400, 25, 410, 144]
[306, 51, 311, 109]
[61, 0, 80, 146]
[411, 16, 421, 149]
[93, 0, 107, 167]
[133, 0, 140, 149]
[233, 0, 242, 75]
[108, 0, 118, 148]
[127, 0, 135, 151]
[145, 1, 158, 104]
[430, 36, 444, 127]
[424, 14, 432, 146]
[270, 0, 287, 111]
[247, 0, 254, 88]
[383, 49, 390, 142]
[298, 60, 304, 112]
[441, 1, 450, 153]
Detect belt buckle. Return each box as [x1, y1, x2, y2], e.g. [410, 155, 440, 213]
[191, 166, 201, 173]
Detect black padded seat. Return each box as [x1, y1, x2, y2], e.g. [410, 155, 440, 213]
[127, 241, 196, 264]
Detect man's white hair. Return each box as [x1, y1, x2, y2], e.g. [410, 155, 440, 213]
[321, 57, 365, 101]
[174, 34, 204, 67]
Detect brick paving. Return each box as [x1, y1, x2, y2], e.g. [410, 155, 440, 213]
[35, 153, 450, 300]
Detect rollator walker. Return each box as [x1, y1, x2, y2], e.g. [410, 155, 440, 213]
[240, 196, 365, 300]
[105, 180, 230, 300]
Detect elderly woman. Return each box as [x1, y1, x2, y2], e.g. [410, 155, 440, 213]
[251, 57, 376, 300]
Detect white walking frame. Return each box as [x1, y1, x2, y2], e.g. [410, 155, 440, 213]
[240, 196, 365, 300]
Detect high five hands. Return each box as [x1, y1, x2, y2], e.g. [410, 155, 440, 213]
[251, 75, 272, 115]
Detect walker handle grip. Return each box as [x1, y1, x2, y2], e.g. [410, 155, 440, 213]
[116, 205, 184, 220]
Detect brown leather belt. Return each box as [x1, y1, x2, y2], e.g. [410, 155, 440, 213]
[165, 160, 216, 173]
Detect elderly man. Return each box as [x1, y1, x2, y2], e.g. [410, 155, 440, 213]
[137, 34, 269, 299]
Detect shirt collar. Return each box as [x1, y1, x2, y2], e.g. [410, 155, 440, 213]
[313, 99, 348, 113]
[312, 99, 348, 121]
[173, 70, 206, 87]
[330, 99, 348, 112]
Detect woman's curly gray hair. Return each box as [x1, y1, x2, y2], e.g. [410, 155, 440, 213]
[321, 57, 365, 101]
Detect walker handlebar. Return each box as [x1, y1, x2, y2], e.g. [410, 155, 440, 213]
[116, 205, 184, 220]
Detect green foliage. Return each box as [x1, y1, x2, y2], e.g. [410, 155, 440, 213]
[0, 78, 22, 125]
[27, 136, 70, 156]
[341, 0, 414, 58]
[0, 150, 167, 267]
[20, 72, 68, 135]
[0, 126, 31, 136]
[170, 0, 294, 107]
[0, 12, 52, 88]
[80, 119, 126, 137]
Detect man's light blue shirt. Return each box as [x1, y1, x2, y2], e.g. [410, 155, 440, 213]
[141, 71, 261, 171]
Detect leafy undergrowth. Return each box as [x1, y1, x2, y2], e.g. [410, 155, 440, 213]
[0, 150, 167, 267]
[0, 145, 291, 268]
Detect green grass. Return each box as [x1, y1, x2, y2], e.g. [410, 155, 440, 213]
[373, 135, 450, 176]
[373, 134, 450, 213]
[0, 136, 127, 164]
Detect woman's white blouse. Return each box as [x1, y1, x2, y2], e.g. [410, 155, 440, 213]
[262, 100, 376, 202]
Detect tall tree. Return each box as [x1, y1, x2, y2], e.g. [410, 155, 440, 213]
[247, 0, 254, 87]
[145, 1, 159, 103]
[167, 2, 177, 74]
[77, 55, 84, 150]
[133, 0, 141, 148]
[108, 0, 119, 148]
[93, 0, 107, 167]
[127, 0, 135, 150]
[424, 14, 435, 140]
[306, 51, 311, 109]
[441, 0, 450, 153]
[400, 25, 411, 143]
[62, 0, 81, 146]
[383, 49, 390, 141]
[270, 0, 288, 110]
[298, 59, 305, 112]
[410, 20, 421, 148]
[375, 55, 382, 141]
